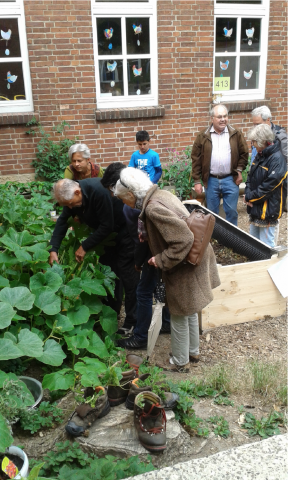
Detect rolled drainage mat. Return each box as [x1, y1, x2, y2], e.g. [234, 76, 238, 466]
[184, 203, 274, 262]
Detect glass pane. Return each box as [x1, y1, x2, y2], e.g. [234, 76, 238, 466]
[127, 58, 151, 96]
[214, 56, 236, 90]
[97, 18, 122, 55]
[241, 18, 261, 52]
[239, 56, 260, 89]
[99, 59, 123, 96]
[215, 18, 237, 53]
[126, 17, 150, 55]
[0, 18, 21, 58]
[0, 62, 25, 101]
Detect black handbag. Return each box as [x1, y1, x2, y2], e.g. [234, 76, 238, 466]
[154, 278, 166, 303]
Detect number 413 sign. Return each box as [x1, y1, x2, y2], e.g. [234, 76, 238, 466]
[214, 77, 230, 91]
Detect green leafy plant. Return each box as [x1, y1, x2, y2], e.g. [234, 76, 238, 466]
[26, 118, 77, 183]
[138, 363, 168, 401]
[19, 401, 64, 434]
[0, 375, 35, 425]
[207, 415, 230, 438]
[214, 395, 234, 406]
[159, 146, 194, 199]
[242, 411, 286, 439]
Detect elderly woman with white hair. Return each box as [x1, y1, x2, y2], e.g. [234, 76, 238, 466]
[113, 168, 220, 372]
[245, 124, 287, 247]
[64, 143, 104, 180]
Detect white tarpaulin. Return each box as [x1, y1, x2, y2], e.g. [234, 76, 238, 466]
[268, 254, 288, 298]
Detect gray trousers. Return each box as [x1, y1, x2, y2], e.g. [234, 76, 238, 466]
[170, 313, 199, 366]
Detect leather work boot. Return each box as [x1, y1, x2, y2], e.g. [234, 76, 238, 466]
[65, 386, 110, 437]
[108, 366, 136, 407]
[126, 376, 179, 411]
[126, 353, 144, 375]
[134, 392, 166, 453]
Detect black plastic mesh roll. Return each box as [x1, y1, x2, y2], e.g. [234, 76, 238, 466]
[184, 203, 273, 262]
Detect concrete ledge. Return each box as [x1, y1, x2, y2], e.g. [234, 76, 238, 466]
[0, 113, 40, 126]
[95, 106, 165, 121]
[0, 173, 35, 184]
[128, 434, 288, 480]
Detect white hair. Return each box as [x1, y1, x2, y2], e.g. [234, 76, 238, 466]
[68, 143, 90, 161]
[114, 167, 153, 201]
[53, 179, 79, 201]
[251, 106, 272, 121]
[247, 124, 275, 149]
[210, 104, 229, 117]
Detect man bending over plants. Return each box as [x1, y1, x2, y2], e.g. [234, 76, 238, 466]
[49, 178, 138, 327]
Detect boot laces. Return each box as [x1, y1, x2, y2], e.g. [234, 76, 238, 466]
[139, 403, 167, 434]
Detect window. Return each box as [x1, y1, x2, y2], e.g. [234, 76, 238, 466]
[92, 0, 157, 109]
[0, 0, 33, 113]
[213, 0, 269, 101]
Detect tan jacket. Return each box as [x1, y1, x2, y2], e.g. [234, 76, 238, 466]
[191, 124, 249, 188]
[139, 186, 221, 316]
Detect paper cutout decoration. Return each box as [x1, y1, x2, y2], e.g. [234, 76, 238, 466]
[223, 27, 233, 38]
[244, 69, 253, 87]
[7, 71, 17, 89]
[0, 29, 12, 56]
[220, 60, 229, 70]
[137, 40, 140, 46]
[110, 81, 115, 87]
[107, 61, 117, 72]
[108, 43, 112, 50]
[104, 28, 113, 40]
[2, 457, 19, 479]
[136, 89, 141, 95]
[246, 27, 254, 46]
[132, 65, 142, 76]
[132, 24, 142, 46]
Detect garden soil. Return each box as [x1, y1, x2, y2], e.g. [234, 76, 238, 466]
[15, 198, 287, 467]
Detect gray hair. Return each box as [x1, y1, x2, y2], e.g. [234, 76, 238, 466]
[247, 124, 275, 149]
[52, 179, 80, 202]
[251, 106, 272, 121]
[210, 104, 229, 117]
[68, 143, 90, 161]
[114, 167, 153, 202]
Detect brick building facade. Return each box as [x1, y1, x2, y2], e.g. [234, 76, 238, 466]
[0, 0, 287, 181]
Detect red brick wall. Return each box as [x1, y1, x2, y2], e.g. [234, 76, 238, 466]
[0, 0, 287, 177]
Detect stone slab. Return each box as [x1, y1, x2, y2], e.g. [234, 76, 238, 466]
[126, 433, 288, 480]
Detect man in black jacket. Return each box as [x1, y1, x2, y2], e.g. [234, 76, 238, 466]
[49, 178, 138, 327]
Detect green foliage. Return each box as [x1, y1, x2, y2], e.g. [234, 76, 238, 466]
[138, 363, 168, 401]
[0, 412, 13, 452]
[207, 415, 230, 438]
[242, 411, 286, 439]
[29, 441, 155, 480]
[182, 413, 209, 438]
[214, 395, 234, 407]
[19, 401, 64, 434]
[0, 376, 35, 424]
[241, 156, 251, 184]
[159, 146, 194, 199]
[247, 359, 287, 405]
[26, 118, 77, 183]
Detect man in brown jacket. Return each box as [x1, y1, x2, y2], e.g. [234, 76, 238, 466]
[191, 104, 249, 226]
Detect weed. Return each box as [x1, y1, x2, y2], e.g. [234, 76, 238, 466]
[242, 411, 286, 439]
[237, 405, 245, 414]
[203, 364, 232, 394]
[214, 395, 234, 407]
[19, 401, 64, 434]
[247, 359, 287, 405]
[182, 413, 209, 438]
[207, 415, 230, 438]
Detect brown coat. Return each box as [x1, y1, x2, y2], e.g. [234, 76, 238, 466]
[191, 124, 249, 188]
[139, 186, 221, 316]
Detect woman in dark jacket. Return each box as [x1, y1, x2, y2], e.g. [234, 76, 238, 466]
[245, 124, 287, 247]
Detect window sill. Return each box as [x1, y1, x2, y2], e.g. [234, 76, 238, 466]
[95, 106, 165, 122]
[222, 100, 271, 113]
[0, 112, 39, 126]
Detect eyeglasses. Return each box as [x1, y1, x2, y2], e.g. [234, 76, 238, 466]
[214, 115, 228, 120]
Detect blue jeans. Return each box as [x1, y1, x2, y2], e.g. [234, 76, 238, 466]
[134, 262, 170, 342]
[206, 175, 239, 226]
[249, 223, 278, 248]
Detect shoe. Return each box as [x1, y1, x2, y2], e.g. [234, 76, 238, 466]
[116, 325, 134, 337]
[169, 351, 200, 364]
[134, 392, 166, 453]
[166, 357, 190, 373]
[125, 374, 152, 410]
[126, 353, 144, 375]
[108, 366, 136, 407]
[117, 335, 147, 350]
[65, 386, 110, 437]
[160, 323, 171, 334]
[161, 392, 179, 410]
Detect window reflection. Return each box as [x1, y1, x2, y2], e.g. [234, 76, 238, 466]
[215, 18, 237, 53]
[127, 58, 151, 96]
[99, 59, 123, 96]
[97, 18, 122, 55]
[239, 56, 259, 89]
[126, 17, 150, 55]
[0, 62, 25, 101]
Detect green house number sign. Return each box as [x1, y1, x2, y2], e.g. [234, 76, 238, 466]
[214, 77, 230, 91]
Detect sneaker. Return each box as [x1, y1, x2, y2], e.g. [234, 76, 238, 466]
[65, 386, 110, 437]
[117, 335, 147, 350]
[168, 357, 190, 373]
[134, 392, 166, 453]
[169, 351, 200, 365]
[116, 325, 134, 337]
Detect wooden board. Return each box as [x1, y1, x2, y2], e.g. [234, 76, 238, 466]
[202, 255, 286, 330]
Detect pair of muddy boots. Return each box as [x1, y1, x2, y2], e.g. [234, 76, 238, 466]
[126, 374, 179, 411]
[134, 391, 167, 453]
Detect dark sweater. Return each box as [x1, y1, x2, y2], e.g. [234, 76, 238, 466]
[123, 204, 149, 267]
[50, 178, 126, 253]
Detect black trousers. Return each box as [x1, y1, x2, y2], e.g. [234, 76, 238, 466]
[100, 232, 139, 327]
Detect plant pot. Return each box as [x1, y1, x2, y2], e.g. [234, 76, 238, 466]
[18, 376, 43, 409]
[4, 446, 29, 480]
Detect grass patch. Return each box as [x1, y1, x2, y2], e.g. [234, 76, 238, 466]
[247, 359, 287, 406]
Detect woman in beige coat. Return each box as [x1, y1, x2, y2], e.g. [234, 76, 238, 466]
[114, 168, 220, 371]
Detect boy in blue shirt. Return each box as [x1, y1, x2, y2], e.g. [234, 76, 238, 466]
[128, 130, 162, 184]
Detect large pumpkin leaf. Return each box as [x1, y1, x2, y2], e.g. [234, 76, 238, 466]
[86, 331, 109, 358]
[64, 335, 89, 355]
[0, 413, 13, 452]
[60, 278, 82, 298]
[0, 287, 35, 311]
[32, 249, 50, 262]
[0, 228, 35, 249]
[42, 368, 75, 391]
[36, 339, 66, 366]
[14, 249, 32, 262]
[0, 275, 9, 288]
[17, 329, 43, 357]
[80, 292, 103, 315]
[67, 305, 90, 325]
[81, 278, 106, 296]
[100, 305, 118, 335]
[34, 289, 61, 315]
[0, 252, 19, 265]
[0, 302, 15, 329]
[46, 313, 74, 333]
[0, 338, 22, 361]
[30, 271, 63, 293]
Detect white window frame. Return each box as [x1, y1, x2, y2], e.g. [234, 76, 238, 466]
[91, 0, 158, 109]
[214, 0, 270, 101]
[0, 0, 33, 113]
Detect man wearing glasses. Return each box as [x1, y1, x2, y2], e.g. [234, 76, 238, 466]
[191, 104, 249, 226]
